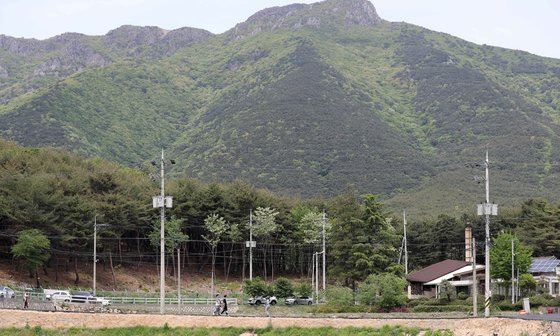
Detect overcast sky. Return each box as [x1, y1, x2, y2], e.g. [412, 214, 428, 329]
[1, 0, 559, 59]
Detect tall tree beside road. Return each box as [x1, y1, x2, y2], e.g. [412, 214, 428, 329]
[490, 232, 532, 289]
[252, 206, 279, 280]
[12, 229, 51, 288]
[329, 190, 399, 288]
[203, 213, 228, 296]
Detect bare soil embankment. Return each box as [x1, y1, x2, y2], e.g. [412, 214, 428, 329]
[1, 310, 559, 336]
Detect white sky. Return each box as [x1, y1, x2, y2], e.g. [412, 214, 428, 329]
[0, 0, 559, 59]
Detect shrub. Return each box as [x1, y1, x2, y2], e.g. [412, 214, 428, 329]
[457, 292, 469, 300]
[491, 294, 505, 302]
[439, 280, 456, 302]
[244, 277, 268, 297]
[494, 300, 523, 311]
[273, 277, 293, 298]
[295, 282, 312, 297]
[326, 285, 354, 306]
[412, 305, 471, 312]
[357, 273, 407, 308]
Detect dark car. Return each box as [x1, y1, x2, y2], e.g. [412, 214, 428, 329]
[285, 296, 313, 305]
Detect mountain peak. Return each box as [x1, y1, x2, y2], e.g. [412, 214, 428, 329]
[230, 0, 382, 39]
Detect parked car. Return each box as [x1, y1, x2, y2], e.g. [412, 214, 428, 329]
[70, 293, 110, 306]
[70, 292, 94, 303]
[49, 291, 72, 302]
[248, 296, 277, 305]
[45, 289, 69, 301]
[285, 296, 313, 305]
[0, 286, 16, 299]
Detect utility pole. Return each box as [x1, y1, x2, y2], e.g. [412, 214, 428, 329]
[476, 149, 497, 317]
[511, 239, 515, 304]
[315, 252, 319, 304]
[322, 211, 326, 295]
[159, 148, 166, 315]
[249, 209, 253, 280]
[178, 248, 181, 314]
[311, 252, 315, 302]
[93, 215, 108, 297]
[472, 237, 477, 317]
[93, 215, 98, 297]
[152, 148, 173, 315]
[403, 210, 408, 275]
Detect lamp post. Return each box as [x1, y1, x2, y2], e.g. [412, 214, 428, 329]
[93, 215, 109, 297]
[152, 148, 174, 315]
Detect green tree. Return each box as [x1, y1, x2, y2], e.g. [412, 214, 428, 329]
[439, 279, 456, 302]
[149, 216, 188, 278]
[357, 273, 407, 308]
[273, 277, 294, 298]
[330, 193, 399, 287]
[490, 232, 532, 292]
[149, 216, 188, 253]
[516, 199, 560, 256]
[253, 206, 279, 280]
[518, 273, 537, 296]
[12, 229, 51, 288]
[202, 214, 228, 296]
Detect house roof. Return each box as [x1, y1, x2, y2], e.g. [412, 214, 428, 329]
[528, 256, 560, 274]
[407, 259, 470, 283]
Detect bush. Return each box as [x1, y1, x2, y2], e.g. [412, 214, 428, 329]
[357, 273, 407, 308]
[412, 305, 471, 312]
[326, 286, 354, 306]
[439, 280, 456, 302]
[273, 277, 293, 298]
[494, 300, 523, 311]
[457, 292, 469, 300]
[491, 294, 505, 302]
[243, 277, 269, 297]
[294, 282, 312, 297]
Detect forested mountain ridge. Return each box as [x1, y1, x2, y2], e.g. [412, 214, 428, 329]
[1, 0, 560, 217]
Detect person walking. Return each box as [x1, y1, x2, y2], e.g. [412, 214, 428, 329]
[264, 296, 271, 317]
[220, 295, 228, 316]
[213, 294, 221, 316]
[23, 293, 29, 309]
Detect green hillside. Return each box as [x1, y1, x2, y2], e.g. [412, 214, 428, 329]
[1, 0, 560, 217]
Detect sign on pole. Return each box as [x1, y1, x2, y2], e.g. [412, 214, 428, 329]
[245, 241, 256, 248]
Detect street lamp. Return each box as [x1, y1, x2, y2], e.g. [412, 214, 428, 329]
[152, 148, 174, 315]
[93, 215, 109, 297]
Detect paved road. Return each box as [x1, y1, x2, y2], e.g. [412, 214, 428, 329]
[507, 313, 560, 322]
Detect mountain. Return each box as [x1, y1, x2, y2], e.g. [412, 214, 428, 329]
[1, 0, 560, 218]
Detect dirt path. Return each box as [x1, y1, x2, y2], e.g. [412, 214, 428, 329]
[1, 310, 558, 336]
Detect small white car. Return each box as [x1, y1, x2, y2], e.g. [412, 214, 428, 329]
[50, 291, 72, 302]
[248, 296, 277, 305]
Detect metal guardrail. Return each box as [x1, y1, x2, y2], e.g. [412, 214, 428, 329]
[107, 297, 237, 305]
[12, 292, 237, 306]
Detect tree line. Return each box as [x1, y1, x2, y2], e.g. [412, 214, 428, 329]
[1, 140, 559, 291]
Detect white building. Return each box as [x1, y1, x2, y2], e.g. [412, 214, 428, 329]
[528, 256, 560, 297]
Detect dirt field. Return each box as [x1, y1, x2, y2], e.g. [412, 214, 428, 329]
[0, 310, 558, 336]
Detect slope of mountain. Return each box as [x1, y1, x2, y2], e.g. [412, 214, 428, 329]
[1, 0, 560, 217]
